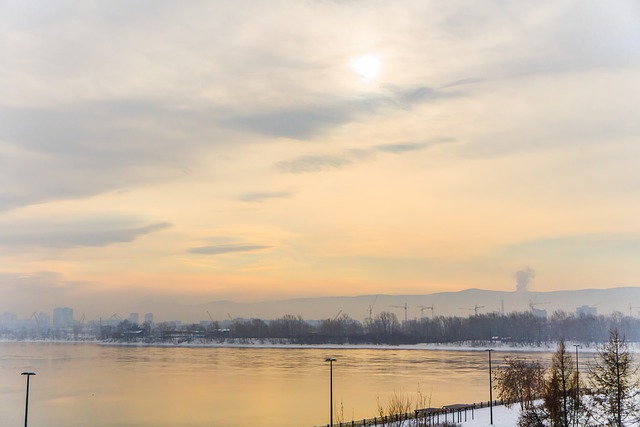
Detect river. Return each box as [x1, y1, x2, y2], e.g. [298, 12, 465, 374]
[0, 342, 560, 427]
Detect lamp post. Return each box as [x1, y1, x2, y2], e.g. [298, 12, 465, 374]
[21, 372, 36, 427]
[485, 349, 493, 425]
[573, 344, 581, 427]
[325, 357, 336, 427]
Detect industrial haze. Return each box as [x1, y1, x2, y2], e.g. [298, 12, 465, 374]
[124, 286, 639, 323]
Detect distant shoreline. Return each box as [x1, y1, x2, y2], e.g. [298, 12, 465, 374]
[0, 338, 609, 353]
[4, 338, 639, 353]
[97, 340, 609, 352]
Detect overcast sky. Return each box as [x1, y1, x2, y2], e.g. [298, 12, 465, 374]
[1, 0, 640, 318]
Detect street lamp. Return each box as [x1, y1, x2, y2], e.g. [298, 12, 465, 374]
[485, 349, 494, 425]
[573, 344, 581, 427]
[325, 357, 337, 427]
[21, 372, 36, 427]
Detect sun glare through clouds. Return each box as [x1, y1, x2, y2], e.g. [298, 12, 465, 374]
[349, 54, 381, 82]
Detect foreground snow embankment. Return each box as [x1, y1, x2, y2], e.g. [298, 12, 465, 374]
[458, 405, 520, 427]
[364, 405, 521, 427]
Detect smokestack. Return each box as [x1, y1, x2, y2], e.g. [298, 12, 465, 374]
[515, 267, 535, 292]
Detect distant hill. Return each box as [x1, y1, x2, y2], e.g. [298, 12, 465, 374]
[137, 286, 640, 323]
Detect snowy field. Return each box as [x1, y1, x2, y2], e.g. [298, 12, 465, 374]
[457, 405, 519, 427]
[365, 405, 521, 427]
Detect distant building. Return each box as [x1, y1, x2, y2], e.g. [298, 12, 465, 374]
[1, 312, 17, 324]
[129, 313, 140, 325]
[576, 305, 597, 317]
[531, 307, 547, 319]
[53, 307, 74, 328]
[144, 313, 154, 325]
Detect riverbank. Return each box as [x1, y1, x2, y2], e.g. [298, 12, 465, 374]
[2, 337, 629, 353]
[321, 402, 522, 427]
[456, 404, 519, 427]
[98, 338, 615, 353]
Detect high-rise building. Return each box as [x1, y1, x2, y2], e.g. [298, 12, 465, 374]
[576, 305, 597, 317]
[144, 313, 154, 325]
[53, 307, 74, 328]
[129, 313, 139, 325]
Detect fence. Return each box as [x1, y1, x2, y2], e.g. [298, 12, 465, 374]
[317, 398, 517, 427]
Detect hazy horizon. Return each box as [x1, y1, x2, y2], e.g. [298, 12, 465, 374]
[2, 1, 640, 318]
[4, 285, 639, 323]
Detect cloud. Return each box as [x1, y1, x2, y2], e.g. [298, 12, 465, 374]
[0, 85, 457, 211]
[228, 85, 458, 139]
[239, 191, 294, 203]
[439, 78, 486, 89]
[0, 218, 171, 248]
[188, 245, 271, 255]
[384, 85, 458, 109]
[375, 138, 454, 154]
[228, 104, 351, 140]
[276, 154, 357, 173]
[277, 139, 451, 173]
[0, 101, 219, 211]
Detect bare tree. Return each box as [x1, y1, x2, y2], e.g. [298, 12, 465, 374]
[494, 356, 546, 410]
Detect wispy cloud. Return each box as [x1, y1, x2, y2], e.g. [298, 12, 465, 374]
[228, 85, 459, 139]
[277, 139, 451, 173]
[188, 245, 271, 255]
[276, 154, 358, 173]
[0, 218, 171, 248]
[239, 191, 294, 203]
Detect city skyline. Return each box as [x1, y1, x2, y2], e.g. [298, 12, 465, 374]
[2, 1, 640, 317]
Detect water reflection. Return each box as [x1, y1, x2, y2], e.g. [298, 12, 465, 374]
[0, 343, 568, 427]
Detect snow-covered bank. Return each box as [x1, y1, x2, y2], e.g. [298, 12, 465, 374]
[403, 404, 521, 427]
[5, 337, 640, 354]
[456, 404, 520, 427]
[328, 404, 521, 427]
[98, 339, 634, 353]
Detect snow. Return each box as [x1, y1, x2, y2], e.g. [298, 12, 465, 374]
[457, 404, 521, 427]
[97, 339, 633, 354]
[366, 405, 522, 427]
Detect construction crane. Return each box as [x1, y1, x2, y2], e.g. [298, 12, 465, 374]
[390, 303, 408, 324]
[333, 310, 343, 321]
[30, 312, 42, 331]
[368, 295, 379, 322]
[206, 310, 215, 324]
[459, 304, 485, 316]
[529, 300, 549, 313]
[417, 305, 434, 319]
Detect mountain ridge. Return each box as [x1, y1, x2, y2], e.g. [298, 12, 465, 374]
[134, 286, 640, 323]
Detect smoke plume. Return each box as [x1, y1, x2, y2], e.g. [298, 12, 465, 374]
[515, 267, 535, 292]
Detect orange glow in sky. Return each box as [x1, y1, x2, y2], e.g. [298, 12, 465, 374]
[1, 1, 640, 318]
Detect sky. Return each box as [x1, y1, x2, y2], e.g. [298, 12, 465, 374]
[1, 0, 640, 318]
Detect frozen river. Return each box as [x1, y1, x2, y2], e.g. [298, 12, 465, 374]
[0, 342, 560, 427]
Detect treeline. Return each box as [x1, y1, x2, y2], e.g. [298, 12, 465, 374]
[126, 310, 640, 345]
[224, 311, 640, 345]
[494, 331, 640, 426]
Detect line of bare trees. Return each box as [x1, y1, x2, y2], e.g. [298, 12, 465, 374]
[214, 310, 640, 346]
[98, 309, 640, 345]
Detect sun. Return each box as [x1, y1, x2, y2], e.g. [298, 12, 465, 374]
[349, 54, 381, 82]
